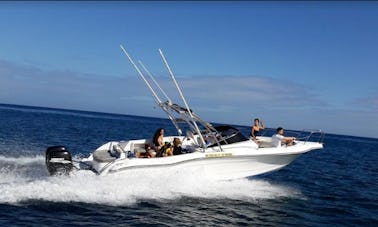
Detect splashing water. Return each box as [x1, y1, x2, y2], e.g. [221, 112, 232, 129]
[0, 155, 303, 206]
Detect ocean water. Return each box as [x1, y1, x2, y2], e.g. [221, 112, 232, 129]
[0, 104, 377, 226]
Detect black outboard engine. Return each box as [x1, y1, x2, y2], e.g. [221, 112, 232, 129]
[45, 146, 73, 176]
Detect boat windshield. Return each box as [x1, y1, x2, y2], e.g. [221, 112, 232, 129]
[207, 125, 249, 147]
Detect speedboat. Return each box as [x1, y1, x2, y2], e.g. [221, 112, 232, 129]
[45, 46, 324, 180]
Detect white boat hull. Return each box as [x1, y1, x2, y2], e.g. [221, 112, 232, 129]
[195, 153, 302, 180]
[86, 139, 322, 180]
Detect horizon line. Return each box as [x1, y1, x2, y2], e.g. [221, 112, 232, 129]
[1, 102, 377, 140]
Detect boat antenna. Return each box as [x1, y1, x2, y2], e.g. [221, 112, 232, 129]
[158, 48, 206, 148]
[139, 60, 172, 104]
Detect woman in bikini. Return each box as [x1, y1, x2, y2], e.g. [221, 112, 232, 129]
[250, 118, 265, 143]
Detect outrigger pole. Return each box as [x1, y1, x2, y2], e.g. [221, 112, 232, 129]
[158, 49, 207, 148]
[120, 45, 161, 103]
[139, 60, 210, 147]
[138, 60, 172, 104]
[120, 45, 220, 149]
[120, 45, 182, 135]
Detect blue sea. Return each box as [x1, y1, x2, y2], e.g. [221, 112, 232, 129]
[0, 104, 377, 226]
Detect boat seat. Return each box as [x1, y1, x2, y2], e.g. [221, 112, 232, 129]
[134, 147, 146, 153]
[130, 143, 147, 154]
[258, 141, 272, 148]
[93, 149, 117, 163]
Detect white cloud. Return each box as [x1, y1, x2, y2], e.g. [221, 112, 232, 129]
[0, 58, 377, 138]
[351, 91, 378, 111]
[179, 75, 324, 107]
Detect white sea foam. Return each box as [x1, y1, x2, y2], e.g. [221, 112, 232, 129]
[0, 156, 303, 205]
[0, 155, 45, 164]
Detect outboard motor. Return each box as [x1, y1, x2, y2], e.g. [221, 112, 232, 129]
[45, 146, 73, 176]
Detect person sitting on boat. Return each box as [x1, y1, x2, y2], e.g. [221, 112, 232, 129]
[271, 127, 296, 147]
[172, 137, 184, 155]
[144, 144, 156, 158]
[152, 128, 173, 157]
[155, 142, 173, 157]
[153, 128, 164, 150]
[250, 118, 265, 143]
[163, 142, 173, 157]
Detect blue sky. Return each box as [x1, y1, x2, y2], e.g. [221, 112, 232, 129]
[0, 1, 377, 138]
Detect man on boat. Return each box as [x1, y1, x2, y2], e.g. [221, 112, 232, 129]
[271, 127, 296, 147]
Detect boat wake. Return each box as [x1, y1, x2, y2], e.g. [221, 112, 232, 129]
[0, 155, 304, 206]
